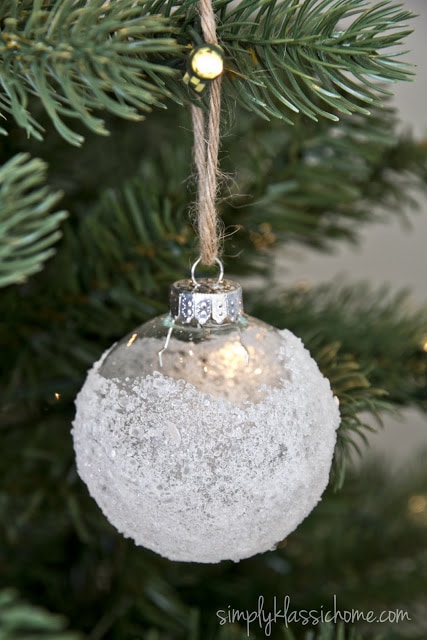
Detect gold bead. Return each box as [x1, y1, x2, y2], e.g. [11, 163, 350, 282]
[183, 44, 224, 93]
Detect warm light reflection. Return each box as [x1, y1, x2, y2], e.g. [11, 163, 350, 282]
[408, 494, 427, 514]
[296, 279, 312, 292]
[127, 332, 138, 347]
[214, 343, 249, 378]
[54, 393, 61, 400]
[423, 340, 427, 353]
[192, 47, 224, 80]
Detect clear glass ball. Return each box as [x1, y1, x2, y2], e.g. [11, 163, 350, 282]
[73, 282, 340, 563]
[99, 313, 288, 404]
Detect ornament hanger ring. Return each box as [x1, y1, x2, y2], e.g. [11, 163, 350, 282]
[191, 256, 224, 287]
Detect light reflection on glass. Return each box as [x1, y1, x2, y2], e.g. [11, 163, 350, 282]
[101, 314, 288, 405]
[127, 333, 138, 347]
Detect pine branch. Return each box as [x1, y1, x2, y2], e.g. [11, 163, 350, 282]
[163, 0, 414, 122]
[74, 157, 194, 300]
[0, 0, 414, 142]
[221, 102, 427, 255]
[250, 283, 427, 410]
[247, 282, 427, 487]
[221, 0, 414, 121]
[26, 100, 425, 271]
[0, 157, 195, 412]
[0, 589, 81, 640]
[310, 340, 389, 491]
[0, 153, 66, 288]
[0, 0, 182, 145]
[283, 459, 427, 638]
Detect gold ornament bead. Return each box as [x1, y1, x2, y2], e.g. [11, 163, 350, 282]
[183, 44, 224, 93]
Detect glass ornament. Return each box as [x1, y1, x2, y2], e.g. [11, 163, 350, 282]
[73, 275, 340, 563]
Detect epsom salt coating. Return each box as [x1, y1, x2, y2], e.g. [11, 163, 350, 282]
[73, 276, 340, 563]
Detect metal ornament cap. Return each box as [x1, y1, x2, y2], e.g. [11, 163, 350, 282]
[169, 278, 243, 326]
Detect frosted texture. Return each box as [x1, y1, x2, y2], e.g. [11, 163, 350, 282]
[73, 324, 340, 563]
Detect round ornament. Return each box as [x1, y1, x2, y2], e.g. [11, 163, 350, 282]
[73, 276, 340, 563]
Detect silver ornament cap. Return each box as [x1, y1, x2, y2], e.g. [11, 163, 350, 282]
[169, 278, 243, 325]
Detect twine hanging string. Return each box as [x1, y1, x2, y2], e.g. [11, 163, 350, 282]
[191, 0, 223, 266]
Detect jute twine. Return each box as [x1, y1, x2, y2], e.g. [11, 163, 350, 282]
[191, 0, 222, 266]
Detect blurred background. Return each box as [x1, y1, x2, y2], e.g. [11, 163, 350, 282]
[279, 0, 427, 466]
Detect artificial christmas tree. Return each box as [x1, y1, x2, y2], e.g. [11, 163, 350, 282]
[1, 0, 427, 638]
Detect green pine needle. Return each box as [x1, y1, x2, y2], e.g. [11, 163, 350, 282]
[0, 589, 81, 640]
[0, 153, 66, 288]
[0, 0, 182, 145]
[247, 282, 427, 488]
[163, 0, 415, 122]
[220, 102, 427, 255]
[0, 0, 415, 139]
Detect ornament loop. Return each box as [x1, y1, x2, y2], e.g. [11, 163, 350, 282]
[191, 256, 224, 287]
